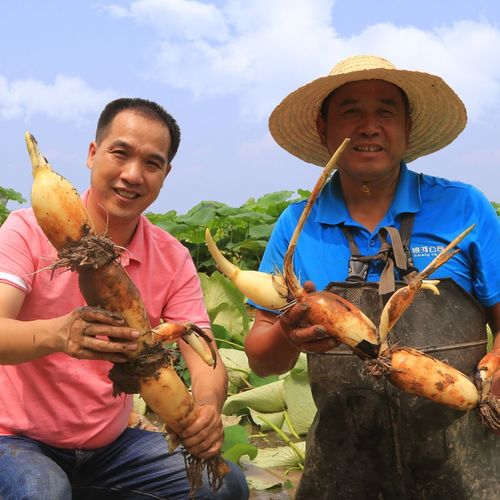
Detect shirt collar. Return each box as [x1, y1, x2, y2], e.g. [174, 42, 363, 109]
[389, 163, 422, 218]
[123, 217, 144, 265]
[316, 162, 422, 226]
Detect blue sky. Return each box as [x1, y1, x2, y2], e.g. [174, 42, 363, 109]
[1, 0, 500, 214]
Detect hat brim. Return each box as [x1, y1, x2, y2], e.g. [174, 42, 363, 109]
[269, 67, 467, 166]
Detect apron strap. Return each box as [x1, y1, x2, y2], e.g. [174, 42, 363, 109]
[342, 213, 417, 295]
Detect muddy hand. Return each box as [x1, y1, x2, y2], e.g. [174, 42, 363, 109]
[62, 306, 139, 362]
[279, 300, 339, 354]
[476, 349, 500, 399]
[179, 403, 224, 459]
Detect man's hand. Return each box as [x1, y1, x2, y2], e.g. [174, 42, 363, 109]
[278, 301, 339, 353]
[484, 305, 500, 397]
[478, 347, 500, 398]
[494, 358, 500, 397]
[59, 306, 140, 362]
[476, 331, 500, 405]
[277, 282, 339, 354]
[178, 402, 224, 459]
[245, 280, 339, 376]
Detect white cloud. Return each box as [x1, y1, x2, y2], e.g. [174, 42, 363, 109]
[0, 75, 115, 122]
[108, 0, 500, 121]
[100, 4, 130, 17]
[106, 0, 230, 41]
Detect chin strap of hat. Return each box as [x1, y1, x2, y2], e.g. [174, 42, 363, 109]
[342, 213, 418, 295]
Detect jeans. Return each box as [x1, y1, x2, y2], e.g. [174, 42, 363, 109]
[0, 429, 249, 500]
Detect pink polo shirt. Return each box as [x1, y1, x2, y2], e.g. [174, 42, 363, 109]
[0, 196, 210, 449]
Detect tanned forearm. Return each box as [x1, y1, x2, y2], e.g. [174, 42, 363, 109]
[181, 329, 228, 412]
[244, 309, 300, 376]
[0, 316, 64, 364]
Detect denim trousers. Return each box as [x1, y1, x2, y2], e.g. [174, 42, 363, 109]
[0, 429, 249, 500]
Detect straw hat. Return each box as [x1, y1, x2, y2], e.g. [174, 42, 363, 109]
[269, 55, 467, 165]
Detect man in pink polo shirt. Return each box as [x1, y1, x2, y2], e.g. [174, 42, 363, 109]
[0, 98, 248, 499]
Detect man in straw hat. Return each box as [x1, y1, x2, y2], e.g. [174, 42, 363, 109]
[245, 55, 499, 499]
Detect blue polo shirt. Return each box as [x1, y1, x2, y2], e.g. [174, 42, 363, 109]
[255, 163, 500, 308]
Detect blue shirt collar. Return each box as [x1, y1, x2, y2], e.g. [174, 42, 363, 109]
[316, 162, 422, 227]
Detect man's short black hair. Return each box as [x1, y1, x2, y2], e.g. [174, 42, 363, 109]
[95, 98, 181, 162]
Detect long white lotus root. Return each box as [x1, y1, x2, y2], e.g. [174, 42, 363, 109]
[368, 346, 499, 431]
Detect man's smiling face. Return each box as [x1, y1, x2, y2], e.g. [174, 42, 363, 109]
[317, 79, 411, 185]
[87, 109, 171, 226]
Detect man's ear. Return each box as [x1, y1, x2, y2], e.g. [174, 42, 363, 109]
[164, 163, 172, 179]
[316, 114, 328, 147]
[405, 116, 412, 145]
[87, 142, 97, 169]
